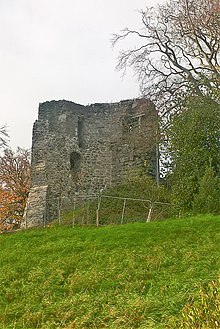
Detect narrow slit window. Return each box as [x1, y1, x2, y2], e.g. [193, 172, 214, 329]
[78, 119, 84, 148]
[70, 152, 81, 174]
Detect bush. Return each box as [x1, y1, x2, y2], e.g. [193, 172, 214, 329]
[193, 167, 220, 215]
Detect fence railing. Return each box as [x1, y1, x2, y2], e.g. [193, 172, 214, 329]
[55, 194, 170, 227]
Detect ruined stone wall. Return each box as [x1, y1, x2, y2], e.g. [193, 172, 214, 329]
[24, 98, 158, 227]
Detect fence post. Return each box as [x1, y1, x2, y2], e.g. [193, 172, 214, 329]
[121, 198, 126, 224]
[58, 197, 61, 225]
[72, 198, 76, 228]
[96, 195, 101, 227]
[86, 203, 90, 225]
[147, 202, 153, 222]
[23, 201, 29, 229]
[43, 209, 46, 228]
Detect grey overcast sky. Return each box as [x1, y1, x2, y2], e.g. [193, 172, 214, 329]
[0, 0, 163, 150]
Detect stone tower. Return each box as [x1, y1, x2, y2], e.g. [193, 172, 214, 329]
[23, 98, 158, 227]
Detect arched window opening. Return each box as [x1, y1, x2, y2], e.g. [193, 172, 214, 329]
[70, 152, 81, 174]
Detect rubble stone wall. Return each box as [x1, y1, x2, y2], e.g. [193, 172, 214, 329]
[25, 98, 158, 227]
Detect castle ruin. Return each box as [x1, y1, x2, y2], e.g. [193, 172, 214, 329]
[23, 98, 159, 227]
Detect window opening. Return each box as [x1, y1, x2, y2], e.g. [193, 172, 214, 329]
[78, 119, 84, 148]
[70, 152, 81, 174]
[127, 114, 145, 133]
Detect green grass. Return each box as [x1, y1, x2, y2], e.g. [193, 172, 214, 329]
[1, 215, 220, 328]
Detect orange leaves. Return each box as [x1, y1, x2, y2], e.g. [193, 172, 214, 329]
[0, 148, 30, 232]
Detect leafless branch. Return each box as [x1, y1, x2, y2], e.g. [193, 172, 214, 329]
[112, 0, 220, 114]
[0, 125, 9, 149]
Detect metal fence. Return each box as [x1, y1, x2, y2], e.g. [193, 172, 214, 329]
[55, 194, 170, 227]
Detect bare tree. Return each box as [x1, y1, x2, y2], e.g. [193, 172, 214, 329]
[113, 0, 220, 113]
[0, 125, 9, 149]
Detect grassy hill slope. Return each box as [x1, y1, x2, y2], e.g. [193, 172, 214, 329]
[1, 215, 220, 328]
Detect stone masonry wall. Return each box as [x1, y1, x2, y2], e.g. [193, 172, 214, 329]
[24, 98, 158, 227]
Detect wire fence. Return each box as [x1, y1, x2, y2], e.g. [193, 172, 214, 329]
[54, 194, 171, 227]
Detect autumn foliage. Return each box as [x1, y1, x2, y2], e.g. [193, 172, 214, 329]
[0, 148, 30, 232]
